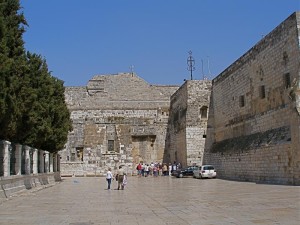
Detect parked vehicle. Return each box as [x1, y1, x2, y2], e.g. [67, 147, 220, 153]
[193, 165, 217, 179]
[173, 166, 199, 178]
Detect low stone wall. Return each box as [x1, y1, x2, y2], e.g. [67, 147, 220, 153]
[0, 172, 61, 201]
[203, 143, 299, 185]
[60, 162, 136, 177]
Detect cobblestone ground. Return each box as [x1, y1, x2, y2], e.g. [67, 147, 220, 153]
[0, 176, 299, 225]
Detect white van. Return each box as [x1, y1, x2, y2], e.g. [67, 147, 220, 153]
[193, 165, 217, 179]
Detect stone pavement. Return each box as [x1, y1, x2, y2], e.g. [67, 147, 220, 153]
[0, 176, 299, 225]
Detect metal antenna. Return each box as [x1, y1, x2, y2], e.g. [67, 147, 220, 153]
[207, 56, 211, 78]
[201, 59, 204, 80]
[187, 51, 195, 80]
[129, 65, 134, 76]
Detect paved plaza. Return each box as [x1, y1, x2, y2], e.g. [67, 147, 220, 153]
[0, 176, 299, 225]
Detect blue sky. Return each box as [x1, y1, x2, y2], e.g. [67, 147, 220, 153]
[20, 0, 299, 86]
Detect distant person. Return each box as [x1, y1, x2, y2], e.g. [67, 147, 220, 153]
[177, 162, 181, 169]
[163, 164, 168, 176]
[172, 163, 177, 173]
[122, 174, 128, 189]
[116, 166, 125, 190]
[169, 163, 172, 176]
[137, 163, 142, 177]
[106, 168, 113, 190]
[153, 165, 158, 177]
[145, 164, 150, 177]
[141, 163, 145, 177]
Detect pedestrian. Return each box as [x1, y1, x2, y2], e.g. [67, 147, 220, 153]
[153, 165, 158, 177]
[141, 163, 145, 177]
[116, 165, 125, 190]
[172, 163, 177, 173]
[145, 164, 150, 177]
[106, 168, 113, 190]
[159, 163, 162, 176]
[122, 174, 128, 189]
[137, 163, 142, 177]
[169, 163, 172, 176]
[163, 163, 168, 176]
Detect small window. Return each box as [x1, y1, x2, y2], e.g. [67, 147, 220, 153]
[239, 95, 245, 107]
[284, 73, 291, 89]
[259, 85, 266, 99]
[108, 140, 114, 152]
[200, 106, 208, 119]
[71, 153, 76, 162]
[203, 130, 207, 138]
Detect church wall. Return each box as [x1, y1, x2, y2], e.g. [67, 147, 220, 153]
[164, 80, 211, 167]
[60, 73, 179, 176]
[203, 12, 300, 185]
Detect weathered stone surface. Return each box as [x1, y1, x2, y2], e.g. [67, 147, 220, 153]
[203, 12, 300, 185]
[60, 73, 179, 175]
[60, 12, 300, 185]
[164, 80, 212, 167]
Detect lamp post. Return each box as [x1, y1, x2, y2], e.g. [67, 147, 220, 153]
[187, 51, 195, 80]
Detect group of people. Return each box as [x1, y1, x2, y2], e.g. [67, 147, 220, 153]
[136, 162, 181, 177]
[105, 162, 182, 190]
[105, 166, 127, 190]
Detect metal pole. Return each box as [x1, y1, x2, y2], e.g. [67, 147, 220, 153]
[187, 51, 195, 80]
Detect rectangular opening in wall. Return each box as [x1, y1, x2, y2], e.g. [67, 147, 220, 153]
[284, 73, 291, 89]
[76, 147, 83, 161]
[200, 106, 208, 119]
[259, 85, 266, 99]
[108, 140, 114, 152]
[71, 153, 75, 162]
[239, 95, 245, 107]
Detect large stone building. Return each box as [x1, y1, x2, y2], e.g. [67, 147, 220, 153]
[203, 12, 300, 185]
[164, 80, 211, 167]
[60, 12, 300, 185]
[60, 73, 179, 176]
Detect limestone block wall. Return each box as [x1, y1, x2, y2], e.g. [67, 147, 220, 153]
[204, 12, 300, 185]
[204, 143, 294, 184]
[61, 73, 179, 176]
[186, 81, 212, 166]
[164, 80, 212, 167]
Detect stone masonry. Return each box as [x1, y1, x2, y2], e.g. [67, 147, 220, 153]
[164, 80, 212, 167]
[203, 12, 300, 185]
[60, 12, 300, 185]
[60, 73, 179, 176]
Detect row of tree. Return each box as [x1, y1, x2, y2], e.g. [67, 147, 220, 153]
[0, 0, 72, 153]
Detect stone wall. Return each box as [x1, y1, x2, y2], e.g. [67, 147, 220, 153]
[164, 80, 212, 167]
[203, 12, 300, 185]
[61, 73, 179, 176]
[61, 13, 300, 185]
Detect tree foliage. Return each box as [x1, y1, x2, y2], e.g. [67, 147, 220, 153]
[0, 0, 72, 153]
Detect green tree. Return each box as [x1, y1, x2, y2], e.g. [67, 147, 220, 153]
[16, 53, 72, 152]
[0, 0, 72, 152]
[0, 0, 27, 140]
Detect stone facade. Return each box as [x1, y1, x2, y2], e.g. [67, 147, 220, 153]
[60, 12, 300, 185]
[164, 80, 212, 167]
[203, 12, 300, 185]
[60, 73, 179, 176]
